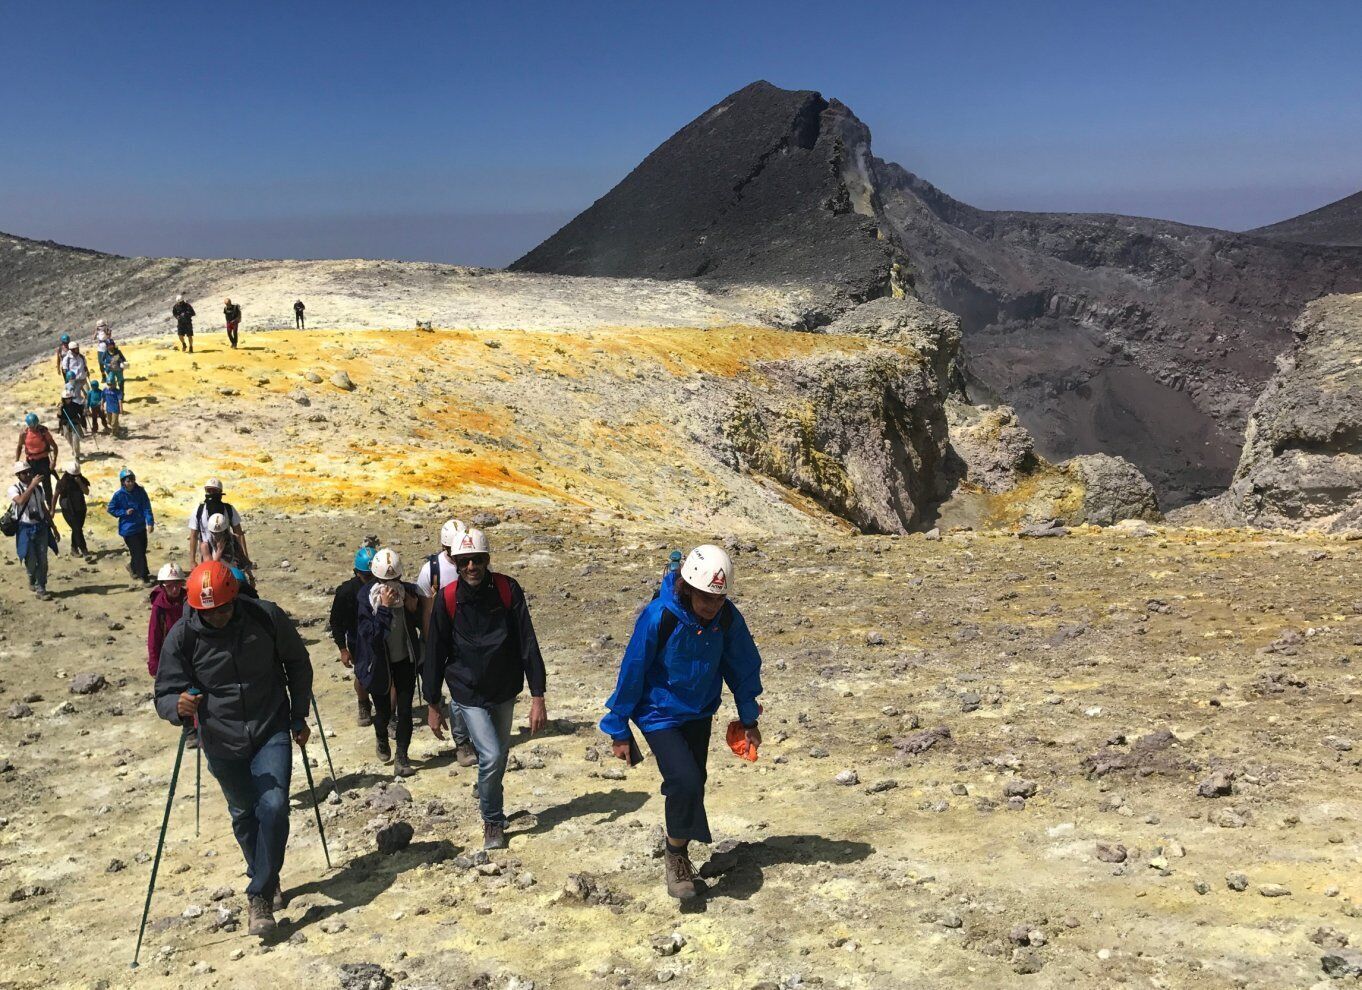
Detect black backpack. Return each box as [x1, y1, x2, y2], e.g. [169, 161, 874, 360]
[655, 597, 733, 652]
[195, 499, 237, 536]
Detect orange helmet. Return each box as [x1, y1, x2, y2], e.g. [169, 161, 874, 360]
[187, 560, 239, 611]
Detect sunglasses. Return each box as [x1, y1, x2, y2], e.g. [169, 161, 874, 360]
[454, 554, 489, 567]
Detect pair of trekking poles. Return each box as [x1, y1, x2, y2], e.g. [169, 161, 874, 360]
[131, 691, 340, 968]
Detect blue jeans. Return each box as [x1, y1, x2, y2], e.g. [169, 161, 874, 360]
[456, 700, 516, 826]
[206, 730, 292, 897]
[16, 522, 49, 591]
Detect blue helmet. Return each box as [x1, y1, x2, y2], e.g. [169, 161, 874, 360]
[119, 467, 135, 481]
[354, 546, 377, 572]
[228, 566, 247, 583]
[24, 413, 38, 427]
[60, 334, 71, 344]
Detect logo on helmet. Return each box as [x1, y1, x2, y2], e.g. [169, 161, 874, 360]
[459, 533, 475, 550]
[709, 569, 727, 591]
[198, 573, 216, 609]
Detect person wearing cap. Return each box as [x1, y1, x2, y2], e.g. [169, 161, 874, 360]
[330, 543, 379, 727]
[154, 560, 314, 937]
[223, 298, 242, 349]
[172, 295, 195, 352]
[53, 462, 91, 560]
[601, 544, 764, 899]
[102, 377, 123, 435]
[56, 382, 85, 462]
[107, 467, 155, 584]
[356, 548, 422, 777]
[423, 527, 548, 850]
[55, 334, 71, 378]
[147, 562, 186, 678]
[187, 479, 250, 567]
[104, 343, 127, 398]
[8, 461, 55, 600]
[413, 518, 476, 766]
[200, 511, 255, 588]
[95, 322, 111, 377]
[61, 343, 89, 394]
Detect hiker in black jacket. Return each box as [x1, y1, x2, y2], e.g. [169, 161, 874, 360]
[423, 527, 547, 850]
[223, 298, 242, 349]
[172, 295, 195, 352]
[329, 544, 377, 727]
[154, 561, 313, 938]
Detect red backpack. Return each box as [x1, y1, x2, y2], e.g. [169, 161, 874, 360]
[441, 572, 513, 620]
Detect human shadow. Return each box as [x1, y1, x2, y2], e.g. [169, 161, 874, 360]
[517, 788, 650, 838]
[690, 833, 875, 907]
[80, 451, 117, 461]
[51, 582, 129, 599]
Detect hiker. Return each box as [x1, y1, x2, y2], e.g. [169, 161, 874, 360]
[55, 334, 71, 378]
[87, 380, 107, 434]
[107, 467, 155, 584]
[95, 322, 111, 376]
[7, 461, 54, 600]
[329, 544, 379, 727]
[294, 300, 305, 329]
[601, 544, 763, 899]
[200, 512, 255, 587]
[413, 518, 476, 766]
[172, 295, 195, 352]
[356, 548, 422, 777]
[15, 413, 58, 501]
[61, 343, 89, 394]
[188, 479, 252, 566]
[423, 527, 548, 850]
[223, 298, 242, 349]
[104, 344, 127, 398]
[57, 384, 85, 462]
[153, 560, 314, 937]
[146, 562, 185, 677]
[53, 462, 91, 560]
[103, 379, 123, 435]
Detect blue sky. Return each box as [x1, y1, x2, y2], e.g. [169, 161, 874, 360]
[2, 0, 1359, 265]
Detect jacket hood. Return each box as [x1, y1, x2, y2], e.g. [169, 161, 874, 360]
[659, 571, 699, 629]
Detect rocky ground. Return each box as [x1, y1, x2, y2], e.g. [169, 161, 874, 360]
[3, 328, 1362, 989]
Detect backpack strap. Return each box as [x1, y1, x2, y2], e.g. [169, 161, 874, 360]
[427, 553, 441, 596]
[492, 572, 513, 610]
[439, 572, 515, 624]
[656, 601, 732, 654]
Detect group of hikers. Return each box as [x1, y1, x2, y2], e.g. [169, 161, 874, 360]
[169, 295, 307, 352]
[50, 320, 129, 458]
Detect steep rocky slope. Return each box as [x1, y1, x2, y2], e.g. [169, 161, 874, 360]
[513, 82, 1362, 507]
[1249, 190, 1362, 247]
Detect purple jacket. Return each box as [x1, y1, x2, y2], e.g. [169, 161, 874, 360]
[147, 585, 185, 677]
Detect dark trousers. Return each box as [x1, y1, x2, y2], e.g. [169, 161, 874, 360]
[370, 660, 415, 754]
[643, 717, 713, 844]
[124, 529, 149, 580]
[295, 313, 304, 329]
[206, 730, 292, 898]
[226, 321, 239, 347]
[62, 506, 87, 556]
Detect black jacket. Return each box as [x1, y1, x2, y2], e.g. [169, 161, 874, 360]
[172, 301, 195, 329]
[153, 597, 312, 760]
[355, 581, 421, 694]
[423, 573, 546, 708]
[223, 303, 241, 323]
[329, 574, 366, 651]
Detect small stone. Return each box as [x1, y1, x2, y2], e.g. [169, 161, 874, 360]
[1003, 779, 1038, 799]
[1193, 880, 1210, 895]
[106, 859, 126, 873]
[289, 389, 310, 406]
[338, 963, 392, 990]
[69, 672, 107, 695]
[1196, 767, 1235, 798]
[1226, 872, 1249, 892]
[375, 821, 414, 854]
[209, 886, 233, 901]
[938, 912, 964, 929]
[1012, 948, 1043, 974]
[1258, 883, 1291, 898]
[331, 370, 355, 391]
[515, 872, 537, 889]
[865, 779, 898, 794]
[181, 904, 203, 919]
[651, 933, 686, 956]
[1310, 926, 1350, 949]
[865, 630, 885, 646]
[834, 769, 859, 786]
[1321, 949, 1362, 978]
[320, 919, 348, 934]
[304, 371, 323, 383]
[6, 702, 33, 720]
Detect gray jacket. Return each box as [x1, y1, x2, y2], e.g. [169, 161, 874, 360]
[154, 597, 313, 760]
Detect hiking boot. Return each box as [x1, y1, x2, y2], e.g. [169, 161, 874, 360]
[664, 847, 699, 900]
[376, 735, 392, 764]
[34, 588, 51, 601]
[483, 821, 507, 850]
[393, 751, 416, 778]
[247, 895, 276, 936]
[266, 878, 287, 911]
[455, 740, 478, 767]
[356, 697, 373, 727]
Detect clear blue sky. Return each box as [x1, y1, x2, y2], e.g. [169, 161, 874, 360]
[2, 0, 1359, 266]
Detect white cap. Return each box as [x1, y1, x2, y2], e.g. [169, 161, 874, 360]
[452, 528, 490, 557]
[157, 562, 185, 582]
[207, 512, 230, 534]
[69, 343, 79, 351]
[13, 460, 30, 476]
[204, 478, 223, 492]
[680, 544, 734, 596]
[371, 547, 402, 581]
[63, 461, 81, 475]
[440, 518, 466, 550]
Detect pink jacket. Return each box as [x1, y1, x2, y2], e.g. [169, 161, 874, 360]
[147, 585, 185, 676]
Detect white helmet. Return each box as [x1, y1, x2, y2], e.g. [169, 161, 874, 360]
[452, 528, 490, 557]
[440, 518, 466, 550]
[157, 562, 185, 582]
[63, 461, 81, 475]
[370, 547, 402, 581]
[204, 477, 223, 492]
[62, 383, 76, 399]
[96, 319, 108, 328]
[681, 544, 734, 596]
[207, 512, 230, 535]
[68, 342, 80, 352]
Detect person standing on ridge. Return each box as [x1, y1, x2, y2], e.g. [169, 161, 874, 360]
[53, 462, 91, 560]
[223, 298, 242, 349]
[424, 527, 548, 850]
[601, 544, 764, 900]
[293, 300, 305, 329]
[330, 544, 379, 727]
[188, 479, 251, 567]
[172, 295, 195, 352]
[356, 548, 422, 777]
[154, 560, 314, 937]
[15, 413, 58, 502]
[8, 461, 54, 600]
[108, 467, 155, 584]
[55, 334, 71, 378]
[414, 518, 477, 766]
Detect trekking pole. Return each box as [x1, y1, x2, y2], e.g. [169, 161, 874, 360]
[131, 724, 191, 969]
[190, 688, 202, 837]
[309, 691, 340, 796]
[298, 743, 333, 869]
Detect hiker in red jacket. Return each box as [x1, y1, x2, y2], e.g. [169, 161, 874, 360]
[147, 562, 186, 677]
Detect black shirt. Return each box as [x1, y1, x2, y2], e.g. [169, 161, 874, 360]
[423, 573, 546, 708]
[172, 301, 195, 329]
[329, 573, 366, 650]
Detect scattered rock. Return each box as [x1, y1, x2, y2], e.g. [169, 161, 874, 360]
[1195, 767, 1235, 798]
[1003, 779, 1038, 799]
[6, 702, 33, 720]
[363, 782, 413, 812]
[1095, 843, 1127, 864]
[69, 672, 106, 695]
[1226, 872, 1249, 892]
[338, 962, 392, 990]
[331, 370, 355, 391]
[1012, 947, 1044, 974]
[893, 726, 951, 755]
[304, 371, 323, 383]
[651, 933, 687, 957]
[834, 769, 859, 786]
[1259, 883, 1291, 898]
[1321, 949, 1362, 979]
[8, 884, 49, 902]
[375, 821, 413, 854]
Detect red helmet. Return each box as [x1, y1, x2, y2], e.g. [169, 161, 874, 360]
[187, 560, 239, 611]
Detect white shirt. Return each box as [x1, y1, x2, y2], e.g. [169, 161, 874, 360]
[187, 503, 244, 537]
[62, 352, 88, 378]
[7, 482, 47, 524]
[414, 552, 460, 598]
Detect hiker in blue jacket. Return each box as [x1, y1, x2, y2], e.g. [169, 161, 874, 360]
[107, 466, 155, 584]
[601, 544, 763, 899]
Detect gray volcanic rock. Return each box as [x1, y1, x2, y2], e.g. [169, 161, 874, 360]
[1249, 190, 1362, 247]
[824, 297, 962, 388]
[1065, 453, 1161, 526]
[945, 401, 1038, 494]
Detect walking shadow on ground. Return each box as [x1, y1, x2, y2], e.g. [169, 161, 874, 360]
[516, 788, 650, 838]
[281, 839, 461, 932]
[690, 833, 874, 908]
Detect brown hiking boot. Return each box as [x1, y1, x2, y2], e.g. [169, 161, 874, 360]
[266, 878, 287, 911]
[393, 751, 416, 778]
[376, 735, 393, 764]
[357, 697, 373, 728]
[247, 894, 276, 936]
[483, 821, 507, 850]
[455, 740, 478, 767]
[664, 847, 698, 900]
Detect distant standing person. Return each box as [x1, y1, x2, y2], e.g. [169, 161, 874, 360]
[8, 461, 54, 600]
[87, 381, 107, 435]
[294, 300, 305, 329]
[356, 548, 422, 777]
[55, 334, 71, 378]
[56, 384, 84, 463]
[172, 295, 195, 352]
[53, 462, 92, 560]
[61, 343, 89, 394]
[188, 478, 250, 567]
[103, 379, 123, 435]
[107, 466, 155, 584]
[223, 298, 242, 349]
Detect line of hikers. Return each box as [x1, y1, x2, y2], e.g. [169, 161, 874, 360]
[170, 295, 308, 352]
[146, 515, 760, 935]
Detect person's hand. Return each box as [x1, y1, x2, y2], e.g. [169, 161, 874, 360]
[176, 691, 201, 720]
[529, 696, 548, 735]
[428, 705, 448, 740]
[611, 740, 632, 762]
[745, 724, 762, 749]
[378, 584, 402, 608]
[147, 524, 155, 534]
[292, 723, 310, 747]
[338, 648, 353, 668]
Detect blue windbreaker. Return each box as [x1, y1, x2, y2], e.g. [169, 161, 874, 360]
[600, 572, 762, 741]
[106, 484, 154, 537]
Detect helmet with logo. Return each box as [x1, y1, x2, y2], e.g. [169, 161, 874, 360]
[207, 512, 230, 535]
[680, 544, 734, 596]
[354, 546, 377, 572]
[157, 562, 185, 583]
[187, 560, 239, 610]
[439, 518, 466, 550]
[370, 547, 402, 581]
[452, 528, 490, 558]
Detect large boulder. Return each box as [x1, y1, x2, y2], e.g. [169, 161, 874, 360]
[1065, 453, 1161, 526]
[944, 400, 1037, 494]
